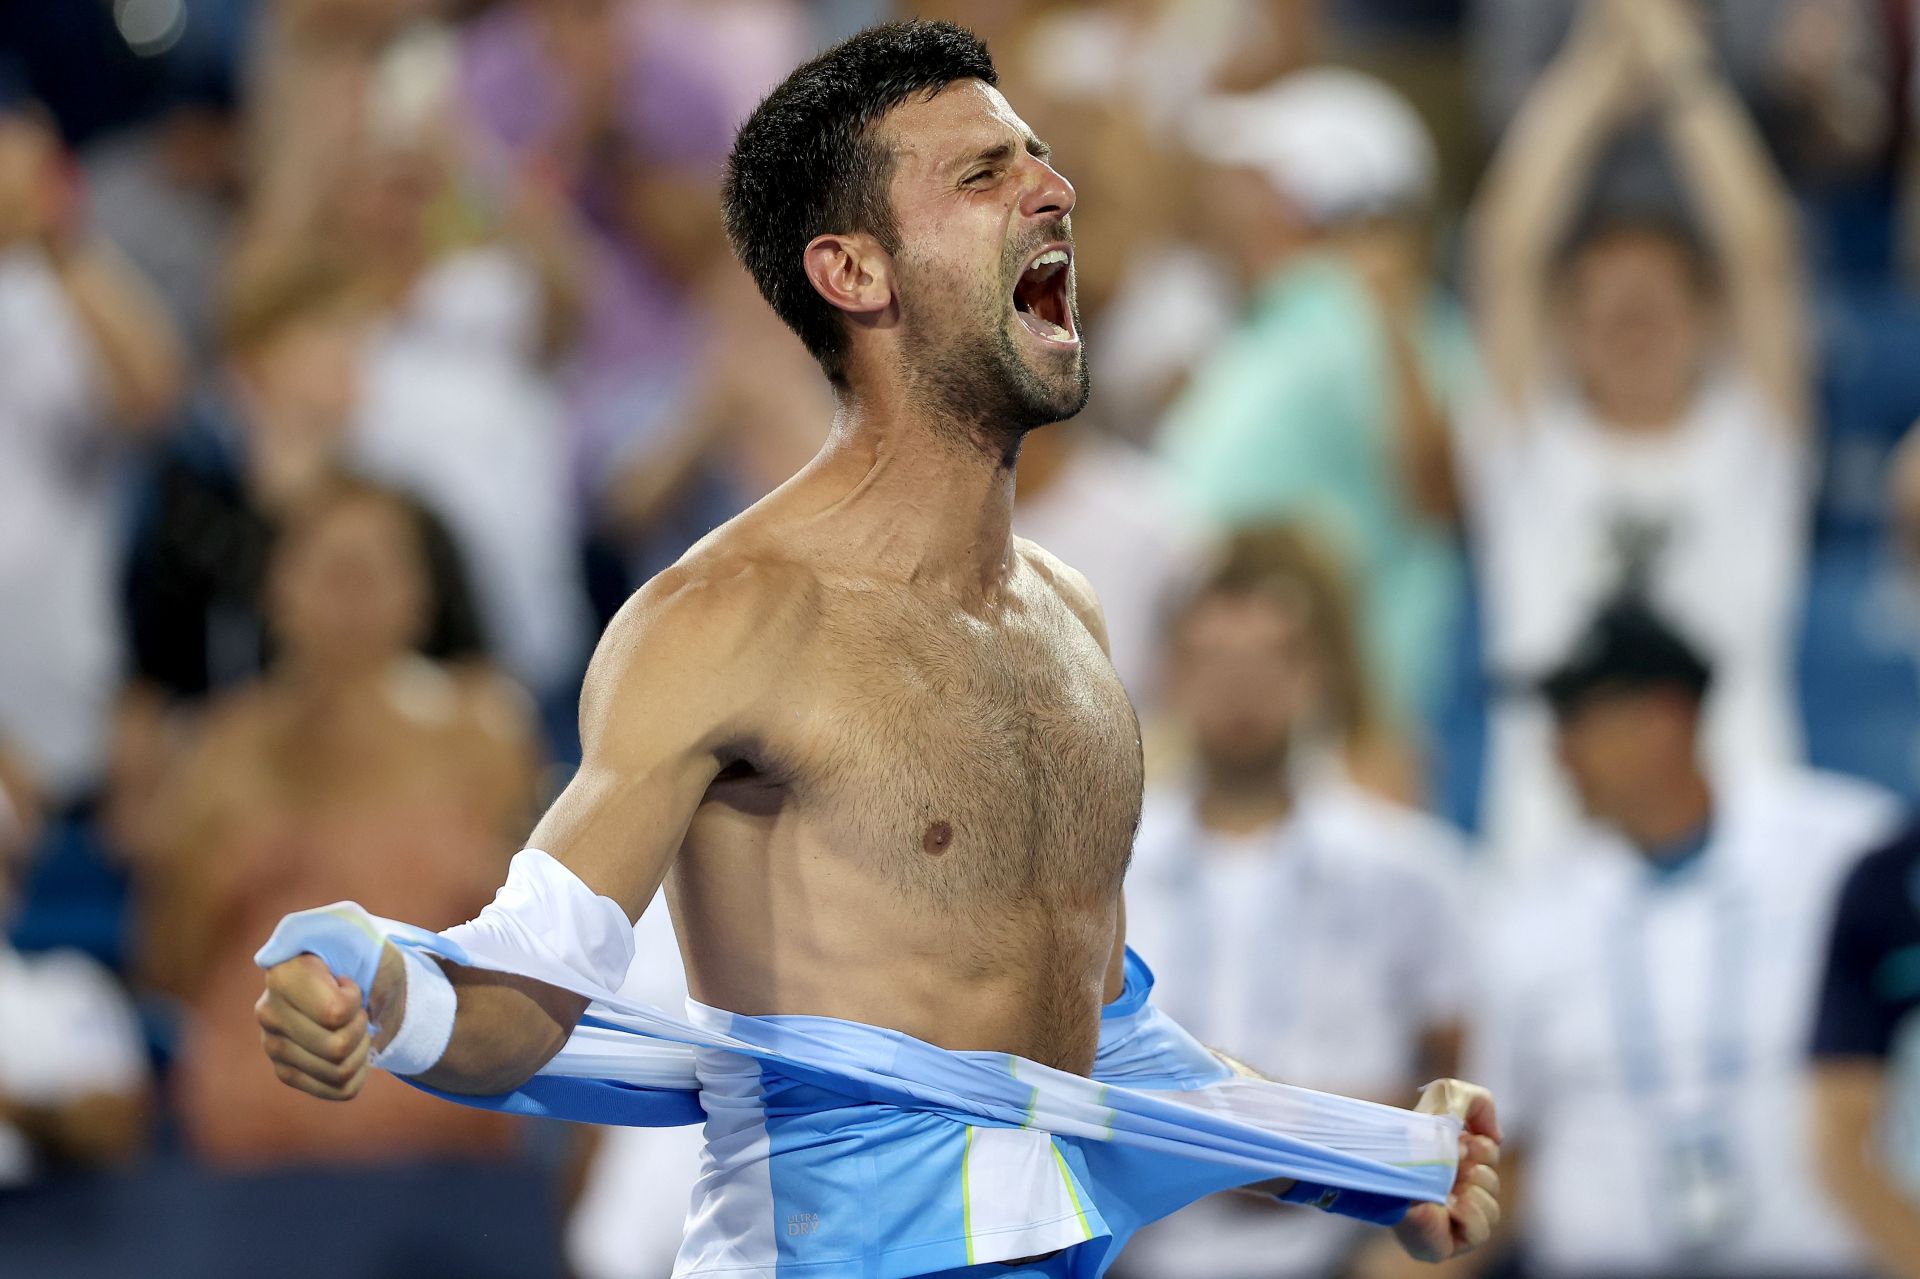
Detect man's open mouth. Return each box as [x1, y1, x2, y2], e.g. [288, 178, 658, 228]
[1012, 244, 1077, 346]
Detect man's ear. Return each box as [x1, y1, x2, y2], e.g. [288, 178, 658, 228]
[802, 232, 893, 319]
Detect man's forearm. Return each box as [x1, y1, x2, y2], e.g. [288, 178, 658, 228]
[52, 242, 185, 429]
[1471, 38, 1636, 405]
[1815, 1064, 1920, 1279]
[1835, 1165, 1920, 1279]
[379, 953, 588, 1096]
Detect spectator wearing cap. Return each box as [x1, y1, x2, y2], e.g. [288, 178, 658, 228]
[1462, 0, 1811, 861]
[1457, 590, 1899, 1279]
[1157, 67, 1477, 741]
[1112, 525, 1471, 1279]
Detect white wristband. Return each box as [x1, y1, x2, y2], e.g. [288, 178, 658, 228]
[370, 946, 457, 1077]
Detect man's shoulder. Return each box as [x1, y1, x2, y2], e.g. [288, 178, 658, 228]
[1729, 768, 1902, 866]
[579, 546, 826, 748]
[1015, 536, 1096, 596]
[608, 539, 827, 655]
[1014, 537, 1107, 638]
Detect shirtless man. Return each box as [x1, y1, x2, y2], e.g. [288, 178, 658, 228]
[255, 21, 1499, 1274]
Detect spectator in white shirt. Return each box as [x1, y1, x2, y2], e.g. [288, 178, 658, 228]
[1462, 0, 1811, 861]
[1460, 591, 1899, 1279]
[1113, 525, 1471, 1279]
[0, 105, 185, 804]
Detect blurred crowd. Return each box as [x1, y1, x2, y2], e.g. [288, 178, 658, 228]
[5, 0, 1920, 1276]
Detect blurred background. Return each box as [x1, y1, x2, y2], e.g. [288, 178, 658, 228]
[4, 0, 1920, 1276]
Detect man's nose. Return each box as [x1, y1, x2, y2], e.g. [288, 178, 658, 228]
[1019, 158, 1075, 222]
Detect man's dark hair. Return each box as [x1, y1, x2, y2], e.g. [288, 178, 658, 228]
[722, 21, 997, 383]
[1554, 202, 1718, 297]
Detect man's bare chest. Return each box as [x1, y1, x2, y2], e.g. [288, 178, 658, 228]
[757, 583, 1144, 905]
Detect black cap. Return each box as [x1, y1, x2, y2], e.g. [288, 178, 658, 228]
[1537, 593, 1713, 715]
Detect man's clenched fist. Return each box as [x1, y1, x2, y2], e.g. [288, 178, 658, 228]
[1393, 1078, 1503, 1262]
[255, 943, 402, 1101]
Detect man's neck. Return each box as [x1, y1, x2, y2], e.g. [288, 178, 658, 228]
[1195, 765, 1295, 839]
[808, 387, 1027, 601]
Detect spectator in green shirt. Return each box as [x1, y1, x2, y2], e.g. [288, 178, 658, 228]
[1157, 68, 1476, 735]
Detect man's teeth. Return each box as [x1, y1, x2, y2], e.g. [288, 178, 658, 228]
[1028, 249, 1069, 272]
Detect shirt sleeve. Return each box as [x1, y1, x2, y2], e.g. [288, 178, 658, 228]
[1810, 850, 1898, 1061]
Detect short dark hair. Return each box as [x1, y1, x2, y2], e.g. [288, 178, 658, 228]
[722, 21, 998, 383]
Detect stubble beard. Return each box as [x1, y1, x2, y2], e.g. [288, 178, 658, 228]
[897, 250, 1091, 450]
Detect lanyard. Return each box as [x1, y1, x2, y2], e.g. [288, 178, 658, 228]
[1607, 878, 1750, 1099]
[1604, 852, 1752, 1252]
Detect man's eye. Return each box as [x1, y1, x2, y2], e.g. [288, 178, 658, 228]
[965, 169, 997, 186]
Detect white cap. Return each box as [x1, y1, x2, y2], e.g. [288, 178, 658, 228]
[1185, 68, 1436, 226]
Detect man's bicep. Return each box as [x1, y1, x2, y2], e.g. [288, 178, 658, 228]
[529, 566, 786, 919]
[527, 755, 715, 922]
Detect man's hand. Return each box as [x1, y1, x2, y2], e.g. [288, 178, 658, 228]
[254, 943, 404, 1101]
[1393, 1079, 1502, 1263]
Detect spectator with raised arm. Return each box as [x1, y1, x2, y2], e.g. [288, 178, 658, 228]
[1462, 0, 1811, 859]
[0, 101, 185, 809]
[232, 2, 597, 701]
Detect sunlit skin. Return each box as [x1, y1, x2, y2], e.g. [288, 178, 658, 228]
[256, 74, 1498, 1263]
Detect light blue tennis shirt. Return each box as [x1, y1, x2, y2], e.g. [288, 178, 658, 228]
[1157, 254, 1475, 723]
[259, 901, 1460, 1278]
